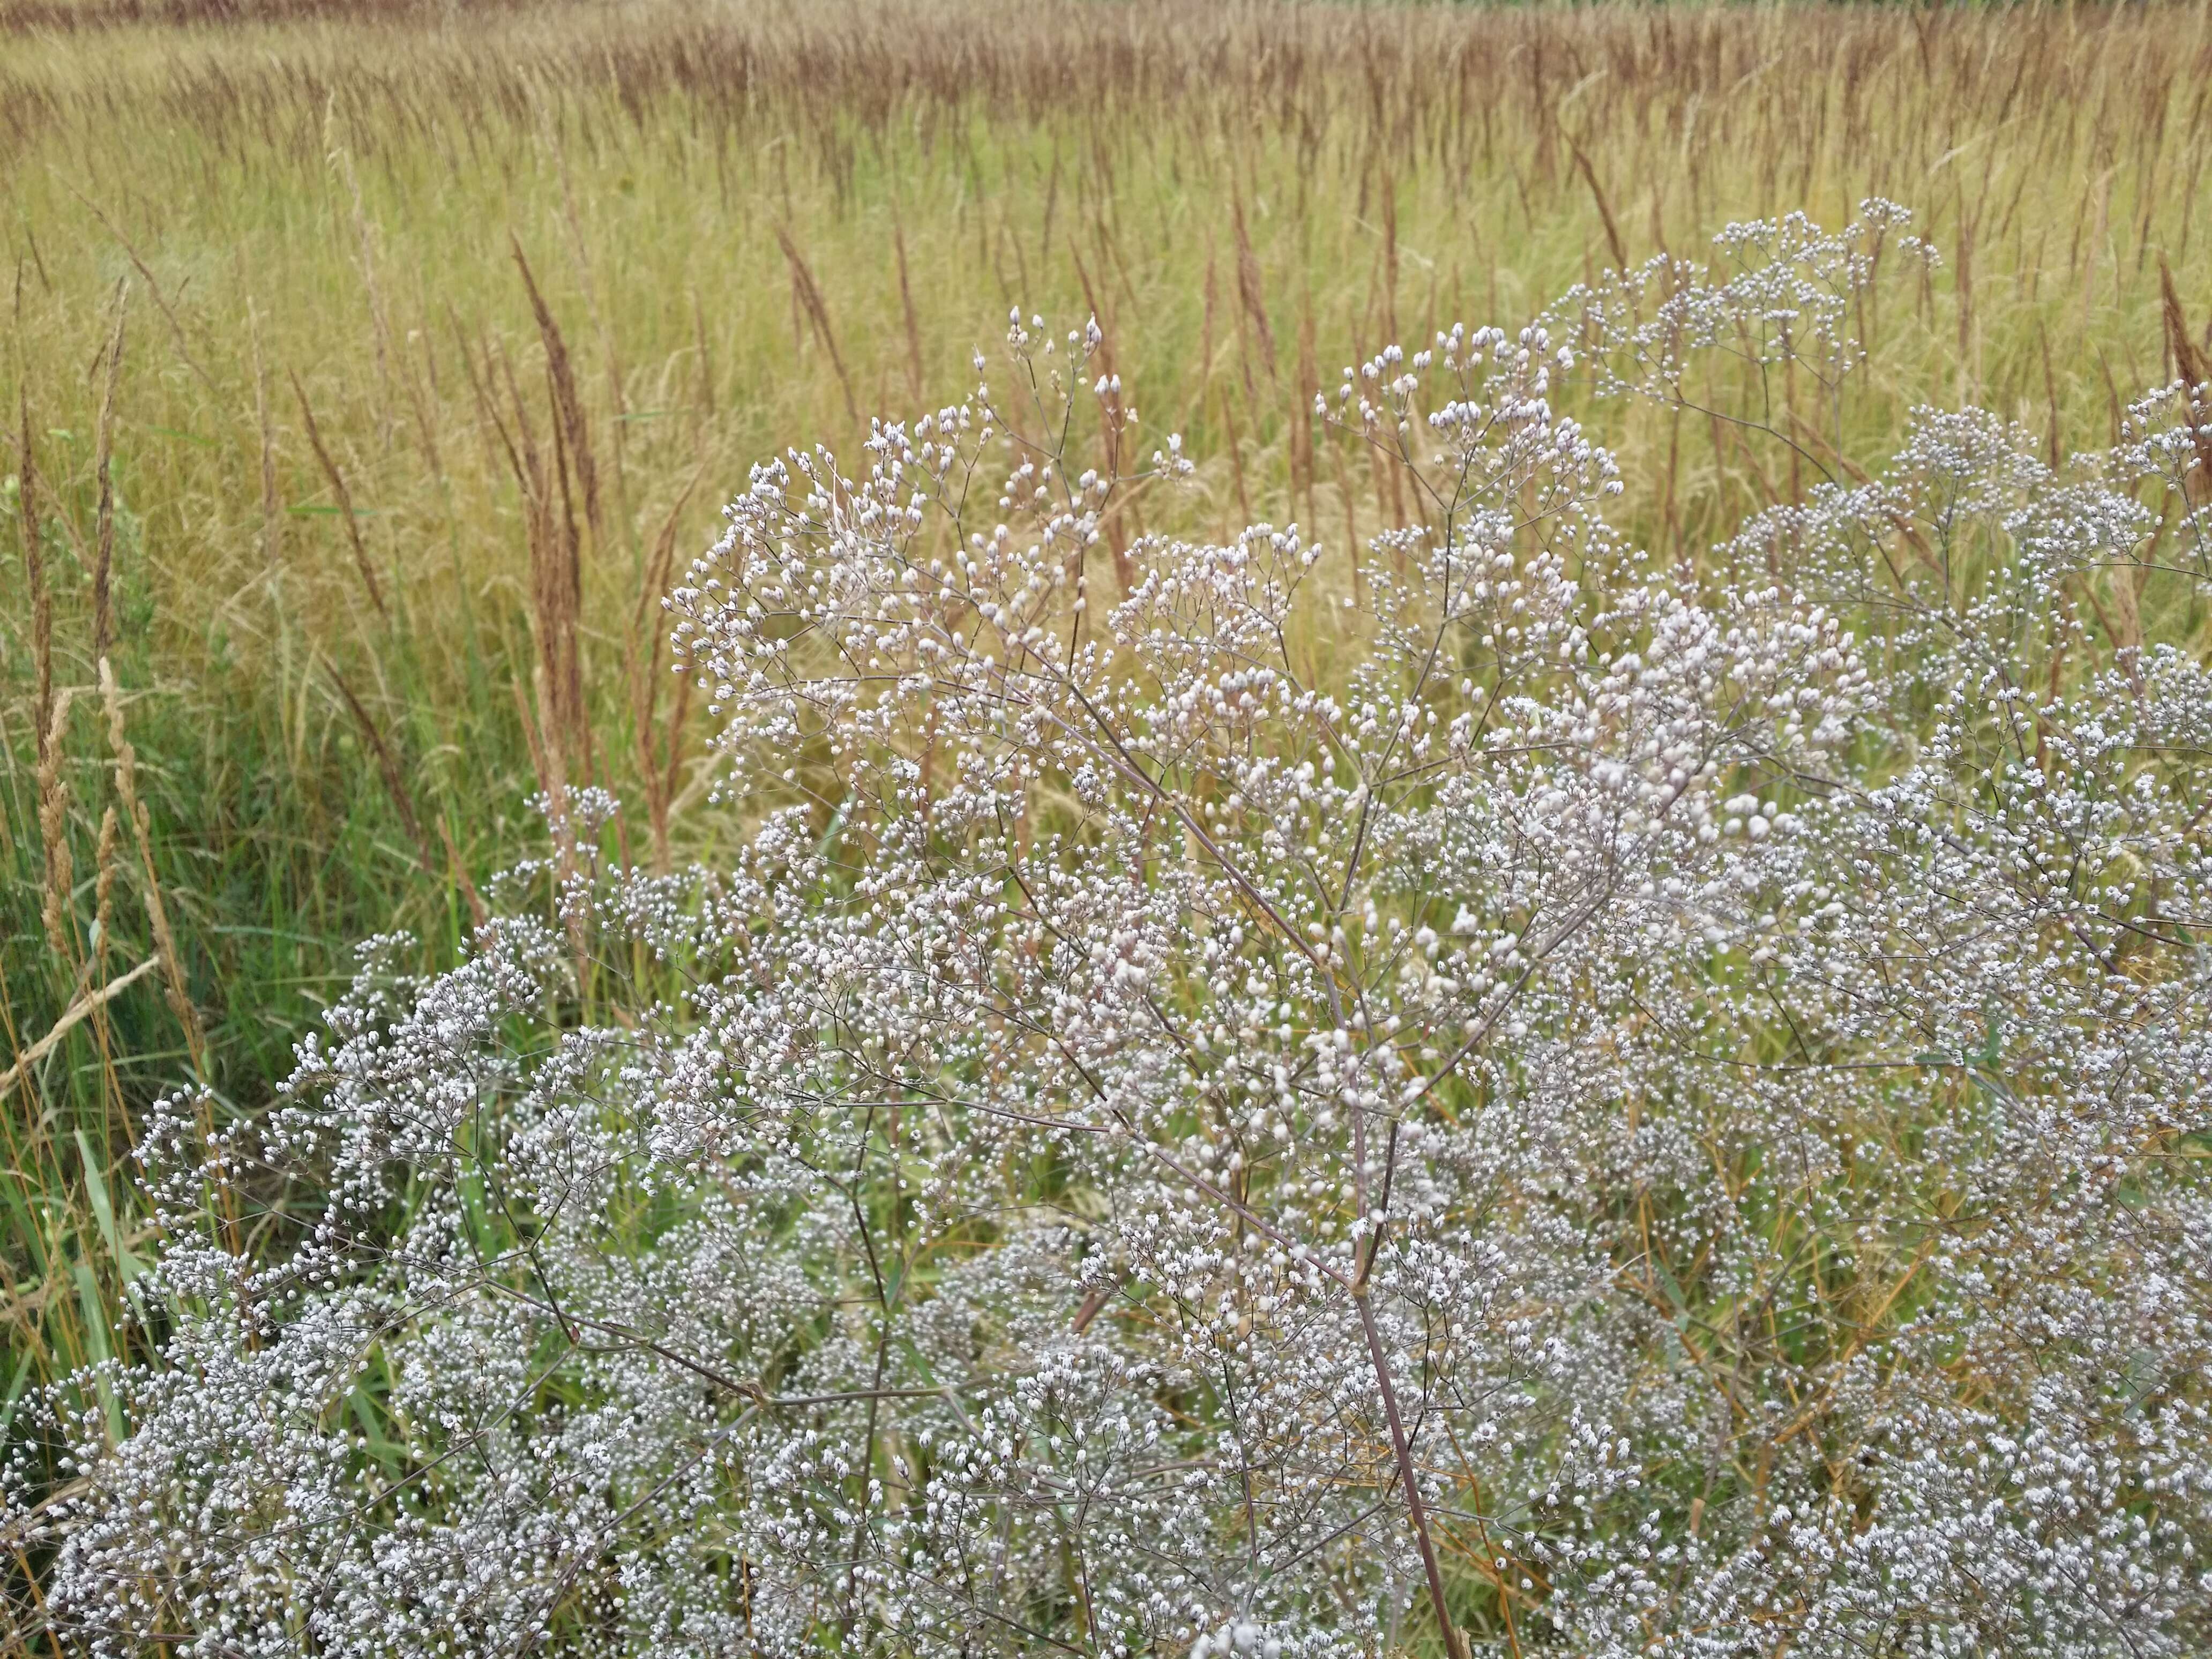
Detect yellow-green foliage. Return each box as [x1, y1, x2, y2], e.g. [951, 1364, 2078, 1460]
[0, 0, 2208, 1581]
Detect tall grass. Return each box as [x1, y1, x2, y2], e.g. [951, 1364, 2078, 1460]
[1, 1, 2209, 1643]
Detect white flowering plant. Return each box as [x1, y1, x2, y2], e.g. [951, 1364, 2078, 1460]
[10, 205, 2211, 1659]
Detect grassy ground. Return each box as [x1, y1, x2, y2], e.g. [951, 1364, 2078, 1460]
[1, 0, 2209, 1615]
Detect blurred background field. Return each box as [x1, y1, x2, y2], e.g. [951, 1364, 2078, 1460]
[1, 0, 2208, 1585]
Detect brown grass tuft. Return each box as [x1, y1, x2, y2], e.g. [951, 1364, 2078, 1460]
[36, 689, 74, 967]
[91, 280, 126, 663]
[775, 223, 860, 430]
[2160, 256, 2212, 500]
[289, 368, 386, 618]
[511, 235, 602, 549]
[1232, 192, 1279, 384]
[328, 664, 438, 880]
[627, 465, 701, 873]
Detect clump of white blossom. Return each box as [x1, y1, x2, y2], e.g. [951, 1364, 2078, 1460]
[9, 205, 2211, 1658]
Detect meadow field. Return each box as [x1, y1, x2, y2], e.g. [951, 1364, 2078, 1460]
[3, 2, 2211, 1653]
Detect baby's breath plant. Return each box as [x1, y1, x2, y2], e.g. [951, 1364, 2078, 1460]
[10, 206, 2211, 1659]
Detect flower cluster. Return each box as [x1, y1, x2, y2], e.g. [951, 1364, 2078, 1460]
[10, 207, 2209, 1658]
